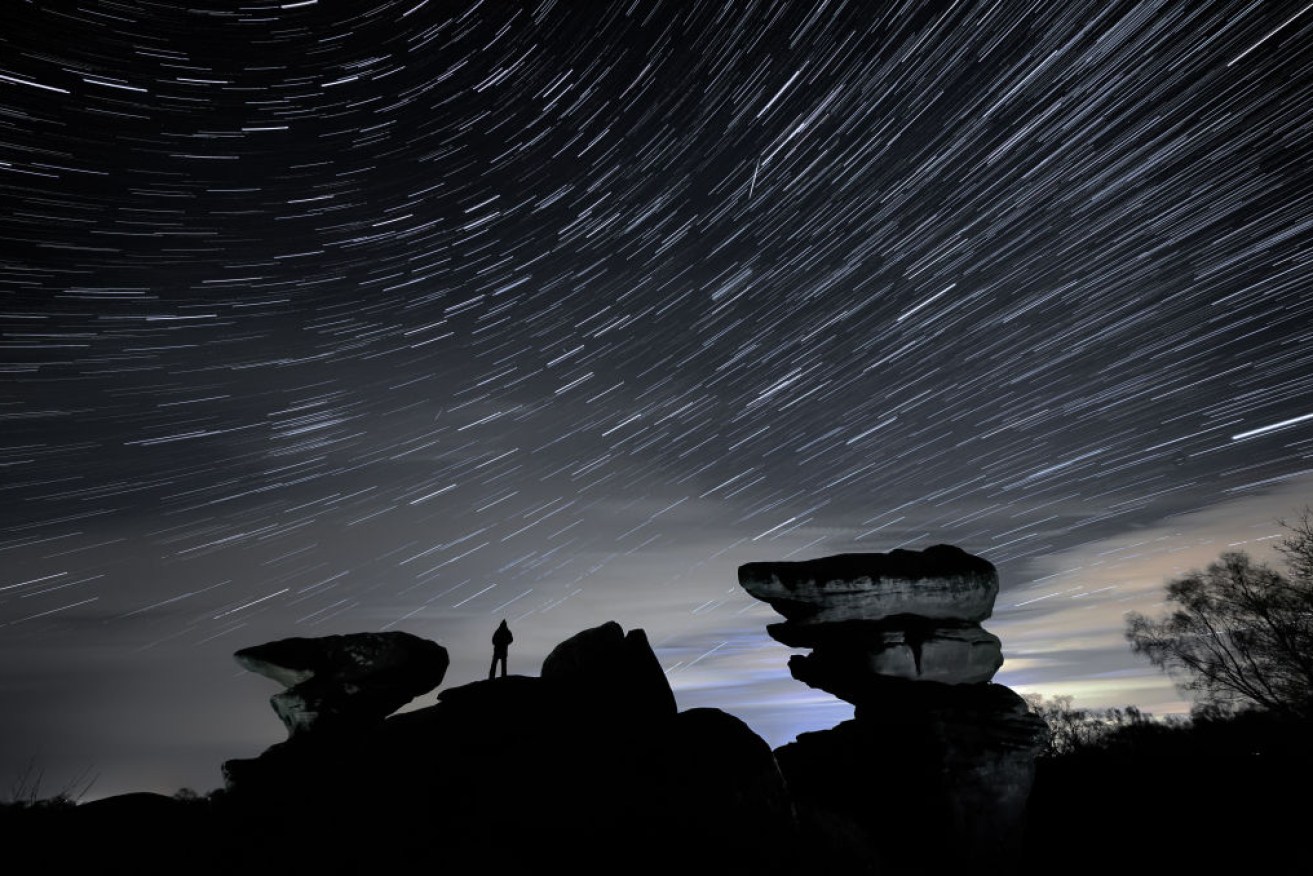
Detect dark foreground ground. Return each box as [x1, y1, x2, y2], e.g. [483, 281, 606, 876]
[5, 709, 1308, 875]
[1022, 711, 1311, 873]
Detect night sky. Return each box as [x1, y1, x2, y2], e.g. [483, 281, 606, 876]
[3, 0, 1312, 800]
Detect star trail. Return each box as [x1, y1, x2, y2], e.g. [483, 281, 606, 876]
[2, 0, 1311, 797]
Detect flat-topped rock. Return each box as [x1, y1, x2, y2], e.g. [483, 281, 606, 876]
[235, 631, 449, 736]
[738, 544, 998, 624]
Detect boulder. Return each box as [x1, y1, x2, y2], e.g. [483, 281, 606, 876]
[234, 631, 448, 736]
[738, 544, 998, 625]
[863, 624, 1002, 683]
[655, 708, 799, 872]
[772, 621, 1003, 688]
[540, 620, 678, 722]
[742, 546, 1004, 699]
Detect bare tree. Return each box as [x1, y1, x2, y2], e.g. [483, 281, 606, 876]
[1275, 507, 1313, 585]
[1125, 511, 1313, 719]
[1022, 694, 1157, 756]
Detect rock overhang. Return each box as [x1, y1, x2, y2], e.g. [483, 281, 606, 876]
[738, 544, 999, 625]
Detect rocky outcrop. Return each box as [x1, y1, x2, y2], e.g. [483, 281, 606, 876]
[776, 683, 1045, 873]
[742, 545, 1003, 692]
[20, 585, 1054, 876]
[540, 620, 678, 722]
[233, 631, 449, 737]
[739, 544, 1046, 875]
[217, 623, 799, 876]
[771, 618, 1004, 688]
[739, 544, 998, 624]
[658, 708, 796, 873]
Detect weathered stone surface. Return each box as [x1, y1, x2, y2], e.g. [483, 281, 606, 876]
[772, 621, 1003, 687]
[739, 544, 998, 625]
[743, 547, 1004, 696]
[872, 625, 1001, 683]
[235, 631, 448, 736]
[540, 620, 678, 721]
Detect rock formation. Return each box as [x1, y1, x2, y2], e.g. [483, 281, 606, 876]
[540, 619, 678, 722]
[217, 622, 798, 876]
[740, 544, 1003, 693]
[740, 544, 999, 624]
[740, 544, 1047, 875]
[18, 571, 1294, 876]
[233, 631, 449, 736]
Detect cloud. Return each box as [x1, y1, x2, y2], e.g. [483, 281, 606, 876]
[992, 473, 1313, 712]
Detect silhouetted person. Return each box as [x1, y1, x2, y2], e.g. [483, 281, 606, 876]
[489, 619, 512, 679]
